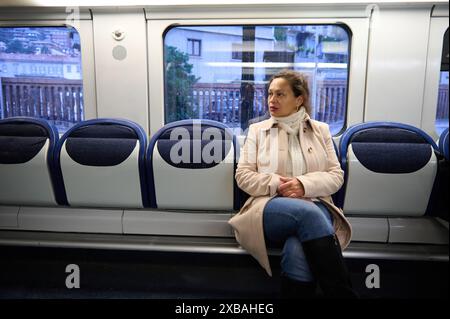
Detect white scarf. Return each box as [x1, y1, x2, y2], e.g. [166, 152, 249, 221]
[272, 107, 307, 176]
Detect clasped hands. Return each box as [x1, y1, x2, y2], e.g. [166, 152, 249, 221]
[277, 176, 305, 198]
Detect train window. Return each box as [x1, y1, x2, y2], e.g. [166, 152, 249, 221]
[0, 26, 84, 133]
[435, 28, 449, 135]
[164, 25, 350, 135]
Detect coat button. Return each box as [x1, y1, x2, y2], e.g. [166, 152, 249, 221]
[303, 128, 307, 133]
[308, 147, 313, 153]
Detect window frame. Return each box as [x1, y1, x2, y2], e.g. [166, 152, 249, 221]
[148, 16, 369, 138]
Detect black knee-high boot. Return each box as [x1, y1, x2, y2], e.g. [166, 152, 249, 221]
[302, 235, 358, 298]
[280, 274, 316, 299]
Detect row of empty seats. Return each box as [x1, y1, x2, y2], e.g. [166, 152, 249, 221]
[0, 117, 238, 210]
[0, 116, 448, 218]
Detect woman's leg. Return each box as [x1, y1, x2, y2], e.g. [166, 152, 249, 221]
[263, 197, 357, 298]
[276, 202, 334, 282]
[279, 237, 317, 298]
[263, 197, 334, 245]
[263, 197, 335, 298]
[302, 233, 358, 298]
[281, 237, 314, 282]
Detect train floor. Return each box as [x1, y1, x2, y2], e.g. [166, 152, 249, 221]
[0, 246, 448, 299]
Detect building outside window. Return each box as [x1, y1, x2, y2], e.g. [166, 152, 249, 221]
[0, 26, 84, 133]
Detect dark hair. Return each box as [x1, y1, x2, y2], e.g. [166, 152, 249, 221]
[268, 70, 311, 115]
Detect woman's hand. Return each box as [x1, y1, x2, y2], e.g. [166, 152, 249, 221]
[277, 177, 305, 198]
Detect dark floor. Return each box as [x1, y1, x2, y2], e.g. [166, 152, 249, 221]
[0, 245, 448, 299]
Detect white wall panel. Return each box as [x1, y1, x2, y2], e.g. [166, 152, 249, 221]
[145, 4, 370, 20]
[365, 6, 432, 126]
[92, 8, 149, 132]
[432, 4, 449, 17]
[0, 7, 92, 20]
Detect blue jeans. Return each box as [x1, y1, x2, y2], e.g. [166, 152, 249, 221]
[263, 197, 334, 282]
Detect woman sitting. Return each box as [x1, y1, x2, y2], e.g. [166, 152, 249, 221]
[229, 70, 357, 298]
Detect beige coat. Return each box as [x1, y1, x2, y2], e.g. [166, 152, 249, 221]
[228, 114, 352, 276]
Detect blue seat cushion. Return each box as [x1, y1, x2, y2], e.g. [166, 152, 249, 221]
[351, 128, 427, 144]
[0, 123, 49, 137]
[350, 128, 432, 173]
[0, 123, 49, 164]
[352, 142, 432, 173]
[68, 123, 138, 139]
[65, 124, 138, 167]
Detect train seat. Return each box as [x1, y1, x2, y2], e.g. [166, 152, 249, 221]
[54, 119, 148, 208]
[338, 122, 439, 216]
[147, 119, 238, 210]
[0, 117, 59, 206]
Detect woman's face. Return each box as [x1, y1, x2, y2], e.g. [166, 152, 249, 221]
[268, 78, 303, 117]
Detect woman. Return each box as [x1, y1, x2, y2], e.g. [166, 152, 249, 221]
[228, 70, 357, 298]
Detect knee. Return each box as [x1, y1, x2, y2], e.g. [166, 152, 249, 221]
[302, 204, 332, 228]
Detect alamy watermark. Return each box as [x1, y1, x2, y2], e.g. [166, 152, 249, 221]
[365, 264, 380, 289]
[65, 264, 80, 289]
